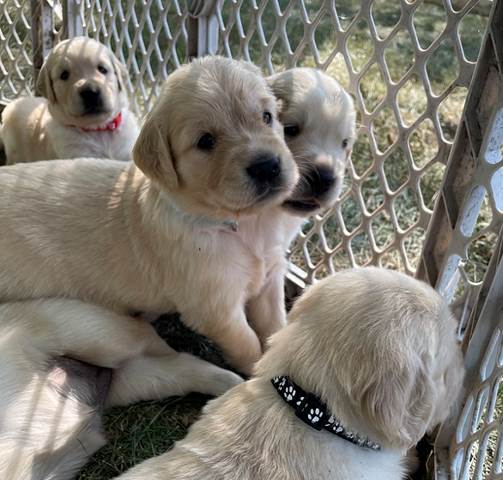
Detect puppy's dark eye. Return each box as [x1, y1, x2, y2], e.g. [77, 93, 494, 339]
[60, 70, 70, 81]
[98, 65, 108, 75]
[342, 138, 349, 148]
[263, 111, 273, 126]
[284, 124, 300, 137]
[197, 133, 216, 151]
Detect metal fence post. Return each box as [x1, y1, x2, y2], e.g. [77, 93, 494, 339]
[61, 0, 84, 39]
[30, 0, 53, 91]
[187, 0, 219, 58]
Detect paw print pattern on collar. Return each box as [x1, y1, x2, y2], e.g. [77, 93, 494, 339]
[271, 376, 381, 451]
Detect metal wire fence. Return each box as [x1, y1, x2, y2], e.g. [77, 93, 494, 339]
[1, 0, 502, 477]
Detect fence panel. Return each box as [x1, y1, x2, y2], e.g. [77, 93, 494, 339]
[1, 1, 502, 477]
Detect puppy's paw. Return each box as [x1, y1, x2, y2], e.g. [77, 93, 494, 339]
[210, 369, 243, 396]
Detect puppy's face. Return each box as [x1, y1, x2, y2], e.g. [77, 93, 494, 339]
[258, 267, 464, 450]
[37, 37, 129, 128]
[268, 68, 356, 216]
[134, 56, 298, 220]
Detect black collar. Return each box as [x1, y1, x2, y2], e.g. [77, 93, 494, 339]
[271, 376, 381, 451]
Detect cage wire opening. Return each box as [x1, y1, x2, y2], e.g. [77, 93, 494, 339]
[1, 0, 503, 478]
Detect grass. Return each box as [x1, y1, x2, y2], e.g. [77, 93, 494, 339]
[0, 0, 496, 477]
[79, 395, 208, 479]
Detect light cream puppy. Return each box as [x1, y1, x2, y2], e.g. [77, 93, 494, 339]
[0, 298, 241, 480]
[271, 68, 356, 215]
[244, 68, 356, 344]
[115, 267, 464, 480]
[0, 56, 297, 374]
[0, 36, 139, 164]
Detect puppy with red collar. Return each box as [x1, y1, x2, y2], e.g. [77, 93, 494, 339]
[0, 36, 138, 164]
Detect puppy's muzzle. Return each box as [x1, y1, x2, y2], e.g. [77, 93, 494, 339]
[79, 85, 104, 114]
[309, 165, 336, 197]
[246, 153, 283, 194]
[283, 164, 338, 214]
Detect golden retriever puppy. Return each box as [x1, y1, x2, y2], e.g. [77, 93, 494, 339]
[114, 268, 464, 480]
[244, 68, 356, 344]
[0, 298, 242, 480]
[270, 68, 356, 215]
[0, 56, 298, 374]
[0, 36, 139, 164]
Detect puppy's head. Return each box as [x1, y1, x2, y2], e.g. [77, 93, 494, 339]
[133, 56, 298, 220]
[37, 36, 129, 128]
[267, 68, 356, 216]
[258, 267, 464, 450]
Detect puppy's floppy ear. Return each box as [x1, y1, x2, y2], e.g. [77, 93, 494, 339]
[36, 57, 56, 103]
[133, 115, 179, 190]
[109, 51, 129, 92]
[266, 76, 287, 120]
[356, 350, 436, 448]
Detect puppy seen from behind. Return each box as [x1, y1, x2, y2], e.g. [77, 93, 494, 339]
[114, 267, 464, 480]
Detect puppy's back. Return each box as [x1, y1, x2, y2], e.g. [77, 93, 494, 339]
[0, 159, 146, 305]
[2, 97, 53, 164]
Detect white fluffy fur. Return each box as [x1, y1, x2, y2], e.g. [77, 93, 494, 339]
[246, 68, 357, 342]
[268, 68, 356, 215]
[0, 56, 298, 375]
[0, 299, 242, 480]
[115, 268, 465, 480]
[0, 36, 138, 163]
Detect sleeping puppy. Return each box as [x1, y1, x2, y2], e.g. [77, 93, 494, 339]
[0, 299, 242, 480]
[0, 56, 298, 375]
[114, 267, 464, 480]
[244, 68, 356, 344]
[0, 36, 139, 164]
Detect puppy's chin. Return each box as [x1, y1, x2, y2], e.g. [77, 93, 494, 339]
[282, 198, 322, 216]
[282, 193, 338, 217]
[72, 109, 117, 127]
[50, 104, 119, 129]
[166, 184, 291, 223]
[238, 186, 292, 215]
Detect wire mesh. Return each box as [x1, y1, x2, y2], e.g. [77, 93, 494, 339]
[82, 0, 190, 115]
[0, 0, 33, 102]
[0, 1, 502, 478]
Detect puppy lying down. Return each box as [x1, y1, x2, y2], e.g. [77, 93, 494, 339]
[0, 299, 242, 480]
[0, 36, 138, 163]
[116, 268, 464, 480]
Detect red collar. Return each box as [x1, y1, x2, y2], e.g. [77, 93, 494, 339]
[76, 112, 122, 132]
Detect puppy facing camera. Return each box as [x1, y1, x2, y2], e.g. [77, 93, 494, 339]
[115, 267, 464, 480]
[268, 68, 356, 216]
[0, 36, 139, 163]
[134, 56, 299, 221]
[0, 56, 300, 376]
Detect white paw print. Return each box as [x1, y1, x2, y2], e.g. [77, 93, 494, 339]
[284, 385, 296, 401]
[296, 396, 305, 406]
[308, 408, 323, 423]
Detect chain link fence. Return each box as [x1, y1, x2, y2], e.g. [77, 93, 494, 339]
[1, 0, 503, 478]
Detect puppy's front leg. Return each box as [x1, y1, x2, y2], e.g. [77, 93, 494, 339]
[107, 352, 243, 407]
[247, 266, 287, 349]
[182, 305, 262, 376]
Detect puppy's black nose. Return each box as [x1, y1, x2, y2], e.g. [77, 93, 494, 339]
[310, 166, 336, 196]
[246, 154, 281, 184]
[80, 86, 103, 111]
